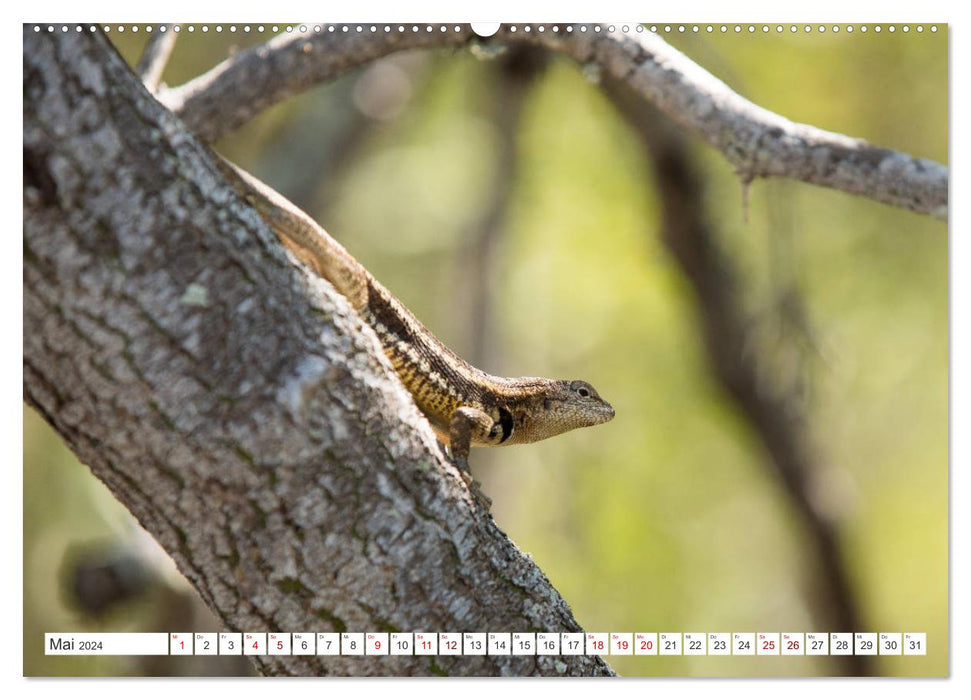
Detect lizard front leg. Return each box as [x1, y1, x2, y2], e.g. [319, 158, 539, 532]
[447, 406, 496, 471]
[448, 406, 496, 509]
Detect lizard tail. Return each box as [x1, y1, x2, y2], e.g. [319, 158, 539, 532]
[215, 157, 370, 312]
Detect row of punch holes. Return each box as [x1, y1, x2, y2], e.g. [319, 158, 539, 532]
[34, 24, 939, 36]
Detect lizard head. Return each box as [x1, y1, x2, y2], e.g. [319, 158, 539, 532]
[513, 379, 614, 444]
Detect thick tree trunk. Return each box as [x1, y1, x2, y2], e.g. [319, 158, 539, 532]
[23, 28, 612, 677]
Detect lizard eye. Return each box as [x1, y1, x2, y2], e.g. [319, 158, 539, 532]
[576, 386, 590, 398]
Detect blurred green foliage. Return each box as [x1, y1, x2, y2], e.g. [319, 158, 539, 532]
[24, 25, 947, 676]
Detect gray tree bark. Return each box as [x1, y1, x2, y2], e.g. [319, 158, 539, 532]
[23, 28, 612, 677]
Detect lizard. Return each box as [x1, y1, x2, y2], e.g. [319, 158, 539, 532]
[214, 157, 615, 483]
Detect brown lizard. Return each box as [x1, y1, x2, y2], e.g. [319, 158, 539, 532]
[215, 157, 615, 478]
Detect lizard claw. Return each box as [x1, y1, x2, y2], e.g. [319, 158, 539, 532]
[452, 456, 492, 511]
[466, 475, 493, 511]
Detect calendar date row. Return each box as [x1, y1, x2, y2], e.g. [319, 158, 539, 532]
[47, 632, 927, 657]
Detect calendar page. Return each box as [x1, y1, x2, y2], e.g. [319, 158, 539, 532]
[22, 15, 948, 679]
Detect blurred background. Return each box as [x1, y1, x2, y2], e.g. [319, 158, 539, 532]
[24, 25, 947, 676]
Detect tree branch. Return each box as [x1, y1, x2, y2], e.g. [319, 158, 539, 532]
[23, 28, 612, 677]
[159, 24, 947, 219]
[135, 24, 179, 92]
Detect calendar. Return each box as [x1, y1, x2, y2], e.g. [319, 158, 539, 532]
[44, 631, 928, 657]
[23, 16, 948, 680]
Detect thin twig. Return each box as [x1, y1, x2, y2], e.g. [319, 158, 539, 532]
[135, 24, 179, 93]
[158, 24, 947, 220]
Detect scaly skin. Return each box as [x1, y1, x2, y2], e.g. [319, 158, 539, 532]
[216, 157, 615, 471]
